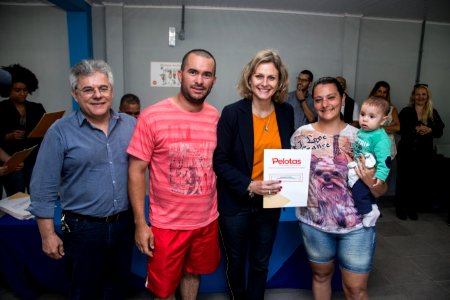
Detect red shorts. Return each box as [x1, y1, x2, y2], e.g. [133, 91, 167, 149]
[145, 219, 221, 298]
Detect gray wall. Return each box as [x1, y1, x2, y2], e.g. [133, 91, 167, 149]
[0, 5, 72, 114]
[2, 4, 449, 153]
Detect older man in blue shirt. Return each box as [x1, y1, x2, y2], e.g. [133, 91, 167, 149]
[29, 60, 136, 300]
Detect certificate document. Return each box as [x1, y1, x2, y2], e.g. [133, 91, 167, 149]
[263, 149, 311, 208]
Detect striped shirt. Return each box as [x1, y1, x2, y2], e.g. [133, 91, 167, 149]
[127, 98, 219, 230]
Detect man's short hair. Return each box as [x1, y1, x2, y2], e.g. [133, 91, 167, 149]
[300, 70, 314, 82]
[181, 49, 216, 76]
[70, 59, 113, 91]
[120, 93, 140, 107]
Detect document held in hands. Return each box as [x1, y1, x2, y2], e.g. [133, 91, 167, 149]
[263, 149, 311, 208]
[27, 110, 65, 138]
[4, 145, 38, 173]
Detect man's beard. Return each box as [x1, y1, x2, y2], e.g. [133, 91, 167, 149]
[181, 83, 212, 106]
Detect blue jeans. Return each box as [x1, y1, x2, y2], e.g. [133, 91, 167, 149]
[300, 222, 376, 273]
[62, 212, 134, 300]
[219, 208, 280, 300]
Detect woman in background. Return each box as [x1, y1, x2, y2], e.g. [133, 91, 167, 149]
[369, 81, 400, 199]
[396, 84, 444, 220]
[369, 81, 400, 158]
[0, 64, 45, 195]
[213, 49, 294, 300]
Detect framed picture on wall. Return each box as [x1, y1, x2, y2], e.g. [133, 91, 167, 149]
[150, 62, 181, 87]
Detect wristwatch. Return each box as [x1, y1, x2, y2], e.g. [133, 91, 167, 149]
[248, 181, 255, 198]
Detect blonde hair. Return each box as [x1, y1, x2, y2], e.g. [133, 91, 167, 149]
[409, 84, 434, 124]
[237, 49, 289, 103]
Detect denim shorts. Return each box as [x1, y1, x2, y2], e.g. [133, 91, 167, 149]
[299, 222, 376, 274]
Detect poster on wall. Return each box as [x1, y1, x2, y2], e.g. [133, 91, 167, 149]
[150, 62, 181, 87]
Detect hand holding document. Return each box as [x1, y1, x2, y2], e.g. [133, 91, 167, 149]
[28, 110, 65, 138]
[3, 145, 37, 174]
[0, 192, 33, 220]
[263, 149, 311, 208]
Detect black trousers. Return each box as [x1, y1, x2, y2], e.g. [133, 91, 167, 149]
[219, 208, 280, 300]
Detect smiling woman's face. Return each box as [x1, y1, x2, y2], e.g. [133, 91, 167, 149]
[313, 83, 344, 121]
[250, 62, 279, 102]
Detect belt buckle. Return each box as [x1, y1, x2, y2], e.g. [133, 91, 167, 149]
[105, 213, 119, 222]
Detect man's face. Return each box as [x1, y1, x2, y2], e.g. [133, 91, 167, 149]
[120, 103, 140, 118]
[72, 71, 113, 122]
[296, 74, 311, 92]
[178, 53, 216, 106]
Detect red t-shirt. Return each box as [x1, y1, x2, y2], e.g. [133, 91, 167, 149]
[127, 98, 219, 230]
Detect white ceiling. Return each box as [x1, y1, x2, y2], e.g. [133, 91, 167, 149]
[2, 0, 450, 23]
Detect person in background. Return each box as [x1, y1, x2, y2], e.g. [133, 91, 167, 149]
[0, 68, 12, 197]
[336, 76, 360, 127]
[396, 84, 444, 220]
[119, 93, 141, 118]
[29, 59, 136, 299]
[347, 97, 392, 227]
[368, 81, 400, 159]
[368, 81, 401, 201]
[286, 69, 316, 129]
[0, 147, 24, 198]
[0, 67, 11, 98]
[291, 77, 387, 300]
[127, 49, 220, 300]
[0, 147, 23, 176]
[0, 64, 45, 196]
[213, 49, 294, 300]
[0, 148, 11, 177]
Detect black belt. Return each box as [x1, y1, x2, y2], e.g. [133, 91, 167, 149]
[62, 210, 129, 223]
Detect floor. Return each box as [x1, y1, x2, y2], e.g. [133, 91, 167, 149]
[1, 198, 449, 300]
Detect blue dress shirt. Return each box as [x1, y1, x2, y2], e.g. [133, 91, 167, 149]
[285, 90, 317, 130]
[29, 110, 136, 218]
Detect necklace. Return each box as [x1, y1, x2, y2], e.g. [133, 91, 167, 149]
[264, 115, 270, 132]
[251, 101, 273, 132]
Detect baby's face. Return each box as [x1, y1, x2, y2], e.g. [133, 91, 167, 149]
[359, 104, 387, 132]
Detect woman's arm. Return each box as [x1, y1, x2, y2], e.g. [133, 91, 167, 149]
[384, 106, 400, 134]
[0, 147, 9, 162]
[213, 106, 252, 196]
[430, 109, 445, 138]
[0, 147, 11, 176]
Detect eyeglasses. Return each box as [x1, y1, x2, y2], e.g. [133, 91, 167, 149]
[77, 85, 112, 96]
[297, 78, 310, 83]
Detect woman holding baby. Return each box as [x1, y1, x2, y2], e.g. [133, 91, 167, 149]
[291, 77, 387, 299]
